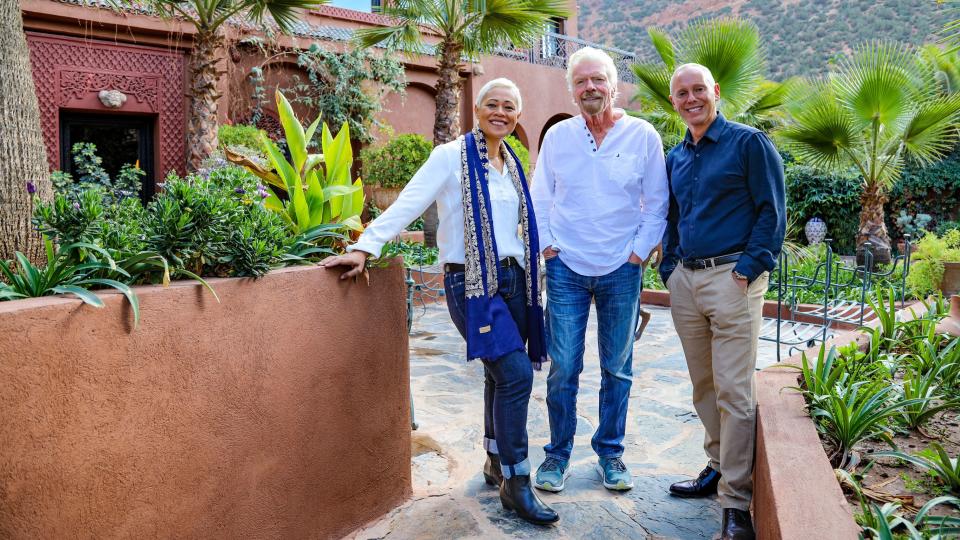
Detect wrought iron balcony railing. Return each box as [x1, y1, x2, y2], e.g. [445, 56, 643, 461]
[494, 32, 638, 84]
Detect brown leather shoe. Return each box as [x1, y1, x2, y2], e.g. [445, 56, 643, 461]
[668, 465, 721, 498]
[720, 508, 755, 540]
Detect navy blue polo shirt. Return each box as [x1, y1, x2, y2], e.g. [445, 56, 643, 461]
[660, 113, 786, 283]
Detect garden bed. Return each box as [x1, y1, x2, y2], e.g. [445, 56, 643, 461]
[754, 298, 960, 539]
[0, 264, 411, 539]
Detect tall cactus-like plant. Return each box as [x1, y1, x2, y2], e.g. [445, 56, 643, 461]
[224, 90, 364, 236]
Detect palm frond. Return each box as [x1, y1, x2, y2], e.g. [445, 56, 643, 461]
[901, 92, 960, 165]
[246, 0, 327, 31]
[676, 17, 764, 116]
[834, 42, 924, 132]
[353, 0, 432, 52]
[469, 0, 570, 58]
[735, 78, 797, 131]
[779, 79, 862, 173]
[631, 63, 674, 114]
[647, 27, 675, 70]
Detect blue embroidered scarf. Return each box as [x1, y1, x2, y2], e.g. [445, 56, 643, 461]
[460, 129, 547, 369]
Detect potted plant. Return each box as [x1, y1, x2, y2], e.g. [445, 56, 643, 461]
[906, 229, 960, 296]
[360, 133, 432, 210]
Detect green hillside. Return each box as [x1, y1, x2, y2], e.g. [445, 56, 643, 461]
[578, 0, 954, 80]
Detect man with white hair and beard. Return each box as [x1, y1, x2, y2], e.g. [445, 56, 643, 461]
[531, 47, 668, 493]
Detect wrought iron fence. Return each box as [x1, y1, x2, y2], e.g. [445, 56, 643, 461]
[494, 32, 638, 84]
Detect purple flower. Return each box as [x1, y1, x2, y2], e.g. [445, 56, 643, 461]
[26, 181, 36, 194]
[73, 202, 81, 210]
[234, 187, 247, 195]
[257, 185, 269, 199]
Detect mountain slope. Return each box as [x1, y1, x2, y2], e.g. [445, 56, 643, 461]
[578, 0, 953, 80]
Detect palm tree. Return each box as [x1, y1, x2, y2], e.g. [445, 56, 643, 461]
[355, 0, 570, 247]
[0, 0, 52, 262]
[631, 18, 794, 148]
[139, 0, 326, 170]
[779, 42, 960, 264]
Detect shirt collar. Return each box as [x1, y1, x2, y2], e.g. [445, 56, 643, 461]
[682, 112, 727, 147]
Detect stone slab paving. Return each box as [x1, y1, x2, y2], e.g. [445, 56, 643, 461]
[349, 302, 780, 540]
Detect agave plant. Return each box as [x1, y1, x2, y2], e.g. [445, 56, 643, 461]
[630, 17, 795, 147]
[876, 443, 960, 494]
[868, 288, 901, 345]
[896, 363, 959, 431]
[914, 495, 960, 538]
[0, 236, 140, 327]
[810, 380, 925, 468]
[793, 344, 845, 397]
[225, 90, 364, 237]
[778, 42, 960, 264]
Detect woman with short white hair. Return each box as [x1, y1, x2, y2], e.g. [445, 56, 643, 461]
[322, 78, 558, 525]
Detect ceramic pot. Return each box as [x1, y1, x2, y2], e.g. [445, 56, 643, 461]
[936, 295, 960, 337]
[805, 217, 827, 245]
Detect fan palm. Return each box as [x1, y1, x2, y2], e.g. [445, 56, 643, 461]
[630, 18, 794, 148]
[355, 0, 570, 246]
[778, 42, 960, 264]
[138, 0, 326, 170]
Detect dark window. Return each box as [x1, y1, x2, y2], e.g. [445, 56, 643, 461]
[371, 0, 382, 12]
[59, 112, 156, 202]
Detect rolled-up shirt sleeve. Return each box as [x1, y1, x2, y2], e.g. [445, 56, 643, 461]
[733, 132, 786, 281]
[531, 131, 556, 251]
[349, 144, 452, 258]
[632, 130, 669, 263]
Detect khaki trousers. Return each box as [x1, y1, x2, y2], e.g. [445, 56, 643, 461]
[666, 262, 768, 511]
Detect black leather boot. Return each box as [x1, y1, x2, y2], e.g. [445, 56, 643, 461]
[500, 474, 559, 525]
[720, 508, 755, 540]
[668, 465, 721, 498]
[483, 452, 503, 486]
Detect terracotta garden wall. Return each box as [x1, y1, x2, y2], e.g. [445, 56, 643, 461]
[0, 264, 411, 539]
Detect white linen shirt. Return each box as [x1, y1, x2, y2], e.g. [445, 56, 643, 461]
[531, 113, 669, 277]
[349, 136, 526, 266]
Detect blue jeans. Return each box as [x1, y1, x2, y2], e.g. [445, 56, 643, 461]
[543, 257, 640, 462]
[444, 264, 534, 478]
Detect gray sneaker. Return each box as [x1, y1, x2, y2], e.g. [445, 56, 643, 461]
[534, 457, 570, 492]
[596, 457, 634, 491]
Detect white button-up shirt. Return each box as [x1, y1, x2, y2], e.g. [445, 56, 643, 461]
[531, 113, 669, 277]
[349, 136, 526, 266]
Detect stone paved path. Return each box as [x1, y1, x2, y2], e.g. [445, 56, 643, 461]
[349, 301, 779, 540]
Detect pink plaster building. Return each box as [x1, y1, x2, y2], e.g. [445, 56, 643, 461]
[22, 0, 638, 194]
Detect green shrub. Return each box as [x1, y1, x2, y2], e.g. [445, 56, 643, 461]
[361, 133, 433, 189]
[52, 142, 144, 203]
[147, 173, 289, 278]
[907, 230, 960, 297]
[218, 124, 266, 153]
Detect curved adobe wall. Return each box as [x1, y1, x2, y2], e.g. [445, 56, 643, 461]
[0, 264, 411, 539]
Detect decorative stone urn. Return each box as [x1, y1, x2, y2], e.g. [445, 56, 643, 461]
[936, 295, 960, 337]
[805, 217, 827, 245]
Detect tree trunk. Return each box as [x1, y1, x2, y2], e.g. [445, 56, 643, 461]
[0, 0, 51, 263]
[185, 27, 224, 171]
[422, 40, 464, 248]
[857, 183, 892, 266]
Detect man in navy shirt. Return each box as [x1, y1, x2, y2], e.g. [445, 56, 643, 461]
[660, 63, 785, 540]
